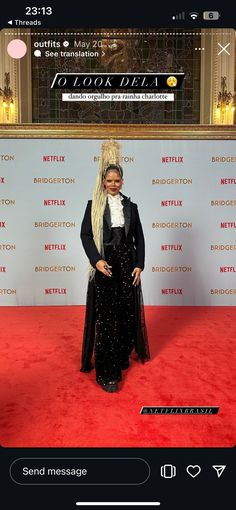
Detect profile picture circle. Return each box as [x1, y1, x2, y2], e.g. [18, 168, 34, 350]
[7, 39, 27, 59]
[166, 76, 178, 87]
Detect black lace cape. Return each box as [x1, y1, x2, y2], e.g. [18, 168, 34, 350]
[80, 277, 150, 372]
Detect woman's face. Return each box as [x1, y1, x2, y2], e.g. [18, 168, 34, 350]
[103, 170, 123, 196]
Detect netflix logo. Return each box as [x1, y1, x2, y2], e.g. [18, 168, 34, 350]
[161, 244, 182, 251]
[0, 177, 5, 184]
[45, 288, 67, 294]
[44, 199, 66, 206]
[0, 266, 6, 272]
[161, 200, 183, 206]
[161, 288, 183, 295]
[220, 178, 236, 184]
[220, 222, 236, 228]
[0, 221, 6, 228]
[220, 266, 236, 272]
[44, 244, 66, 250]
[161, 156, 184, 163]
[43, 156, 65, 162]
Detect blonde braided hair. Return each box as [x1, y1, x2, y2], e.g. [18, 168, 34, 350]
[88, 140, 122, 280]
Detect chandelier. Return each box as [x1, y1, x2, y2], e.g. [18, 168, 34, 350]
[217, 76, 235, 113]
[0, 72, 14, 120]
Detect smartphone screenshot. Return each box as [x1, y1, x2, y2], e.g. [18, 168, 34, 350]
[0, 3, 235, 509]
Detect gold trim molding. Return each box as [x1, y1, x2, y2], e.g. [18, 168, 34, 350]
[0, 123, 236, 139]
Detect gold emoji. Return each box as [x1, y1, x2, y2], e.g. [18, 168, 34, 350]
[167, 76, 178, 87]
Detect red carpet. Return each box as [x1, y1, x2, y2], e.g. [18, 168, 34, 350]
[0, 306, 235, 447]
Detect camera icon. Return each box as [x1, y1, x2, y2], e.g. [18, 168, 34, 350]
[160, 464, 177, 478]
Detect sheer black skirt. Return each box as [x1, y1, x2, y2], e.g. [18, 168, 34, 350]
[80, 228, 150, 385]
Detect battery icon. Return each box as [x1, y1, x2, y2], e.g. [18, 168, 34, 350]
[203, 11, 220, 20]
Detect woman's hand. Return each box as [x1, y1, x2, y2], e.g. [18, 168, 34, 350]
[131, 267, 142, 286]
[96, 259, 112, 277]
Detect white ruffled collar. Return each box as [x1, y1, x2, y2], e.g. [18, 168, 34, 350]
[107, 193, 123, 201]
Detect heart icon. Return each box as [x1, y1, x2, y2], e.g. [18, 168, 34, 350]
[186, 465, 201, 478]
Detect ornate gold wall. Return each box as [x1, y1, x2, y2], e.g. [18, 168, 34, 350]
[0, 28, 235, 125]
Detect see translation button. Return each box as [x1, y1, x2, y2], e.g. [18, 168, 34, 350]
[9, 458, 150, 485]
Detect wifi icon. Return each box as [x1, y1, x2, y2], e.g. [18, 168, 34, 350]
[189, 12, 199, 19]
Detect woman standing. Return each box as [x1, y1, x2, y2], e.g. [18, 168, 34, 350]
[80, 140, 150, 392]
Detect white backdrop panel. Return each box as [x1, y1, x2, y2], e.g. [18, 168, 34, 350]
[0, 138, 235, 306]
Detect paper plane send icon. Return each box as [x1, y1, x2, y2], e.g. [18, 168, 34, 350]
[212, 465, 226, 478]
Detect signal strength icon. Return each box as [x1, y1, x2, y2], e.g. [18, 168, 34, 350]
[189, 12, 199, 20]
[172, 12, 185, 20]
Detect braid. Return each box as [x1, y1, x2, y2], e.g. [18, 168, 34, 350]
[88, 140, 122, 280]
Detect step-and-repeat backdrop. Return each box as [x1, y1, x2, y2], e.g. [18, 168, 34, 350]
[0, 138, 235, 306]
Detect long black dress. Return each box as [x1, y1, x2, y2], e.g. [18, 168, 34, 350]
[80, 193, 150, 386]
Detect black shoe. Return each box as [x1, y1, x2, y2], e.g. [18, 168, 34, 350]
[80, 364, 93, 373]
[99, 382, 118, 392]
[121, 361, 130, 370]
